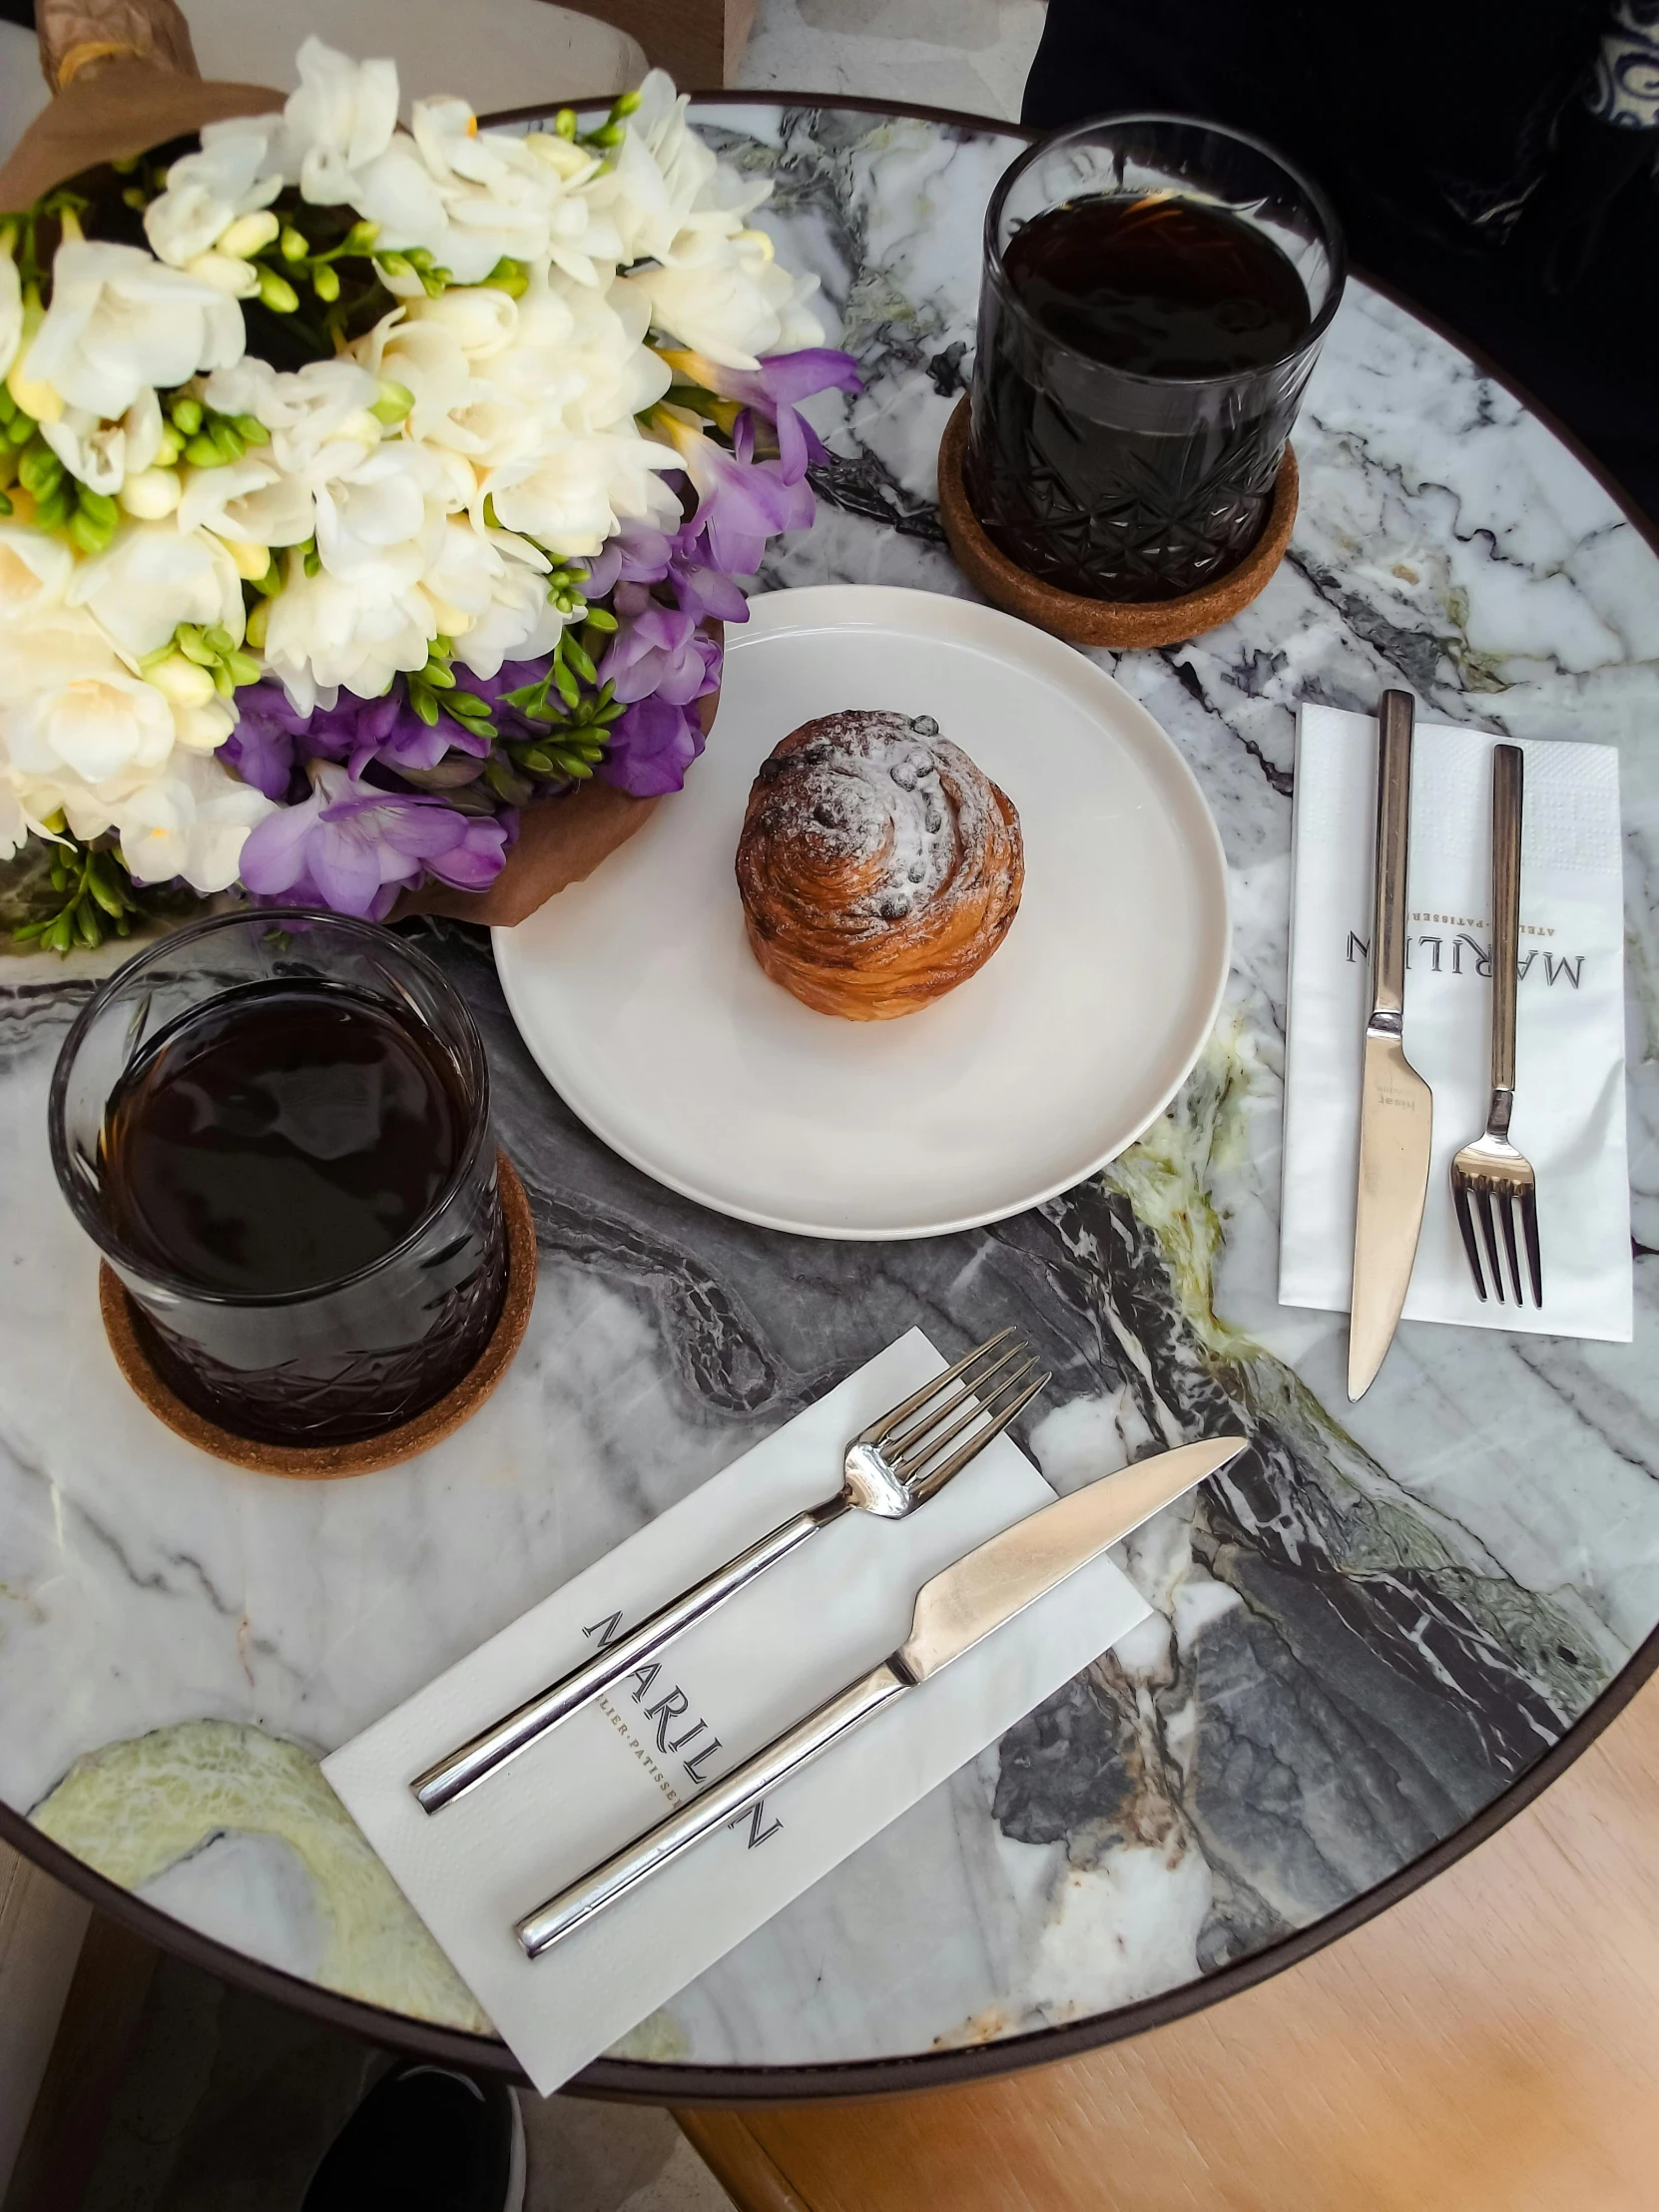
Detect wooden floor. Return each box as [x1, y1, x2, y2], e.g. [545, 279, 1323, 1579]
[679, 1666, 1659, 2212]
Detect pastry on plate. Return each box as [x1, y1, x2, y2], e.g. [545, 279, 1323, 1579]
[735, 709, 1023, 1020]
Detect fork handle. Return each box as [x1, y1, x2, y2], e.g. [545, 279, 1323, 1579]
[411, 1498, 842, 1814]
[516, 1660, 911, 1957]
[1488, 745, 1524, 1107]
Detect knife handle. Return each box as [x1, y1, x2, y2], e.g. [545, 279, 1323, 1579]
[1488, 744, 1524, 1105]
[1371, 692, 1415, 1027]
[515, 1659, 910, 1958]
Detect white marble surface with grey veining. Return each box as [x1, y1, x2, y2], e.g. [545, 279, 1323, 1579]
[0, 104, 1656, 2080]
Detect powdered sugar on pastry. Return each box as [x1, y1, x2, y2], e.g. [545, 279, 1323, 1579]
[736, 709, 1024, 1021]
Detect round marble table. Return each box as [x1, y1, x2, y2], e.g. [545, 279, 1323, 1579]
[1, 98, 1656, 2102]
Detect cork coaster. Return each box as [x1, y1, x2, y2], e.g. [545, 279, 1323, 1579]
[936, 397, 1298, 650]
[100, 1152, 538, 1479]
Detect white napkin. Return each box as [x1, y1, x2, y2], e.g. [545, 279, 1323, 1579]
[1280, 704, 1631, 1342]
[324, 1330, 1154, 2093]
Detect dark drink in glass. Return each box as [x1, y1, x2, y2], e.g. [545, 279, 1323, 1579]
[968, 116, 1345, 603]
[52, 911, 507, 1446]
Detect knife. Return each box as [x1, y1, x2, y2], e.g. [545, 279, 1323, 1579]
[515, 1434, 1249, 1958]
[1348, 689, 1433, 1400]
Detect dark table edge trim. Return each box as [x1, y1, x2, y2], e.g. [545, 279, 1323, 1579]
[4, 92, 1654, 2105]
[5, 1614, 1656, 2103]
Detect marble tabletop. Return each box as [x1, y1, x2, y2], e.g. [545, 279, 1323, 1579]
[1, 99, 1656, 2097]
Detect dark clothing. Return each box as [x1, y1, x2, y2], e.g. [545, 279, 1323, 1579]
[1022, 1, 1659, 525]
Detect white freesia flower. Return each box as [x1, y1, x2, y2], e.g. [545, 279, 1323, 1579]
[0, 248, 21, 384]
[205, 356, 381, 475]
[177, 451, 314, 548]
[23, 243, 245, 421]
[7, 654, 176, 784]
[421, 520, 560, 675]
[487, 426, 679, 558]
[0, 526, 75, 621]
[407, 99, 564, 284]
[281, 38, 400, 205]
[396, 286, 520, 362]
[311, 439, 442, 589]
[595, 72, 765, 268]
[0, 783, 24, 860]
[144, 118, 284, 268]
[40, 387, 165, 496]
[620, 230, 823, 371]
[262, 560, 432, 707]
[115, 747, 274, 888]
[68, 522, 245, 661]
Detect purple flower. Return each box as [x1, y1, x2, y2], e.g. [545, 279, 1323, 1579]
[681, 419, 815, 577]
[599, 693, 708, 798]
[693, 348, 861, 485]
[239, 763, 510, 920]
[664, 538, 750, 624]
[579, 518, 676, 599]
[218, 682, 310, 801]
[600, 583, 723, 707]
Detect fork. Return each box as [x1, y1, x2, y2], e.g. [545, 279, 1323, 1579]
[411, 1330, 1050, 1813]
[1449, 743, 1542, 1308]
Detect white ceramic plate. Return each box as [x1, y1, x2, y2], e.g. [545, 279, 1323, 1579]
[493, 587, 1230, 1239]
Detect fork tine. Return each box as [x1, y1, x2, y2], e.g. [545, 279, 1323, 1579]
[1452, 1179, 1487, 1303]
[855, 1329, 1013, 1447]
[905, 1370, 1051, 1500]
[882, 1340, 1032, 1461]
[1499, 1194, 1525, 1308]
[1474, 1187, 1507, 1305]
[895, 1356, 1042, 1480]
[1521, 1189, 1543, 1307]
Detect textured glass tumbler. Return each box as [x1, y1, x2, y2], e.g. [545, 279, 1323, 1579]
[51, 910, 507, 1446]
[967, 114, 1345, 602]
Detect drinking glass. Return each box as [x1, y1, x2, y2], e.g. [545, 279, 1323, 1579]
[51, 910, 507, 1446]
[967, 114, 1346, 602]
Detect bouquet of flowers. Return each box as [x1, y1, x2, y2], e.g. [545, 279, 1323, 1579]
[0, 40, 856, 948]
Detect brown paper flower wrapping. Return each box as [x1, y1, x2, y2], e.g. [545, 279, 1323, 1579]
[1, 0, 722, 932]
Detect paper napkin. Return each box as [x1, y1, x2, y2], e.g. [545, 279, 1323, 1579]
[324, 1331, 1154, 2093]
[1280, 705, 1631, 1341]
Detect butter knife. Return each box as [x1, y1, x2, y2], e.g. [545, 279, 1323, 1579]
[516, 1434, 1249, 1958]
[1348, 690, 1432, 1400]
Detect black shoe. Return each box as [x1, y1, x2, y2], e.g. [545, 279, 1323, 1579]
[301, 2061, 525, 2212]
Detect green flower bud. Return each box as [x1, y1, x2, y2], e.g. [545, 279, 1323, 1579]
[257, 270, 299, 314]
[204, 624, 236, 655]
[591, 122, 626, 148]
[370, 380, 414, 426]
[342, 220, 381, 253]
[122, 186, 147, 212]
[76, 486, 118, 525]
[225, 650, 263, 687]
[5, 414, 34, 448]
[170, 396, 203, 436]
[279, 226, 308, 263]
[184, 434, 224, 469]
[68, 510, 112, 556]
[177, 628, 219, 668]
[209, 419, 246, 461]
[245, 599, 270, 650]
[18, 440, 62, 497]
[378, 252, 413, 278]
[555, 108, 578, 138]
[312, 264, 340, 303]
[235, 414, 271, 445]
[611, 88, 642, 116]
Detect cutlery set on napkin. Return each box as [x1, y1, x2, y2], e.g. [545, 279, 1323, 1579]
[326, 1330, 1246, 2089]
[1281, 694, 1631, 1384]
